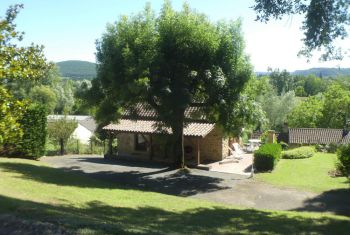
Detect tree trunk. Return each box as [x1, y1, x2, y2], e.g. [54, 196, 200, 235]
[60, 138, 64, 155]
[172, 114, 185, 168]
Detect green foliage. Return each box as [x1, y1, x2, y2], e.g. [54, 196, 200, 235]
[320, 84, 350, 128]
[268, 69, 294, 95]
[303, 75, 326, 96]
[16, 105, 47, 159]
[336, 144, 350, 177]
[253, 0, 350, 60]
[0, 87, 25, 145]
[254, 143, 282, 171]
[282, 146, 315, 159]
[288, 96, 324, 128]
[91, 2, 252, 166]
[47, 117, 77, 154]
[0, 4, 50, 148]
[56, 60, 96, 80]
[279, 141, 289, 150]
[29, 85, 57, 113]
[327, 143, 338, 153]
[0, 5, 50, 81]
[260, 91, 297, 131]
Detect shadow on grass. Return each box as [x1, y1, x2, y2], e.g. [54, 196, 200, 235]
[0, 161, 229, 196]
[0, 194, 349, 234]
[292, 188, 350, 217]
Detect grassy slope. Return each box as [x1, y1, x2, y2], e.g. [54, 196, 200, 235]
[0, 158, 349, 234]
[256, 153, 349, 192]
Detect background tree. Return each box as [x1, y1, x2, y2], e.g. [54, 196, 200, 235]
[320, 84, 350, 128]
[259, 91, 298, 131]
[47, 117, 77, 155]
[287, 95, 324, 128]
[268, 69, 294, 95]
[253, 0, 350, 60]
[29, 86, 57, 113]
[91, 2, 252, 167]
[303, 75, 326, 96]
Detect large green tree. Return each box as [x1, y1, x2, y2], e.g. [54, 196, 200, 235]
[253, 0, 350, 60]
[91, 2, 252, 167]
[320, 84, 350, 128]
[287, 95, 324, 128]
[0, 4, 50, 145]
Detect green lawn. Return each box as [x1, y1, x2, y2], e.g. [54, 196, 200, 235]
[256, 153, 349, 192]
[0, 158, 349, 234]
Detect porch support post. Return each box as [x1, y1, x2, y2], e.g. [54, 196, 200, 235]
[149, 134, 154, 160]
[196, 138, 200, 165]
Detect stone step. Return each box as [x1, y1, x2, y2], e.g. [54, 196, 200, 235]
[219, 159, 239, 165]
[196, 164, 212, 170]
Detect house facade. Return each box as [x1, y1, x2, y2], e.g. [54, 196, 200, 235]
[103, 104, 230, 165]
[47, 115, 97, 144]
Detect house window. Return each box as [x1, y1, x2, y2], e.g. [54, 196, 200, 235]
[135, 134, 147, 151]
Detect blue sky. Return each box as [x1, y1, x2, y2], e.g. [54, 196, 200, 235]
[1, 0, 349, 71]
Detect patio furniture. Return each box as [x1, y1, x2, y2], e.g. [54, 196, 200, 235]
[246, 139, 261, 152]
[228, 143, 245, 160]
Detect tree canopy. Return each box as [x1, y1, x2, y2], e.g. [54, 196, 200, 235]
[0, 4, 50, 145]
[90, 2, 252, 167]
[253, 0, 350, 61]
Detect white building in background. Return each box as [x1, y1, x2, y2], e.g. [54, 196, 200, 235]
[47, 115, 97, 144]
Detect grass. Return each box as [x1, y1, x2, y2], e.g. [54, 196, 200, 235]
[256, 152, 349, 192]
[0, 158, 350, 234]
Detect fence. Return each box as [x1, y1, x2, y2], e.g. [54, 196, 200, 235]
[46, 138, 106, 156]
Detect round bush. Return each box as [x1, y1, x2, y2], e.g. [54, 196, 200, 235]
[281, 146, 315, 159]
[254, 143, 282, 172]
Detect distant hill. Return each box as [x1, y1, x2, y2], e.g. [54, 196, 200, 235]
[56, 60, 97, 80]
[292, 68, 350, 77]
[256, 67, 350, 78]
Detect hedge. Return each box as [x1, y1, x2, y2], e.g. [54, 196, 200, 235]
[16, 104, 47, 159]
[336, 144, 350, 178]
[254, 143, 282, 172]
[282, 146, 315, 159]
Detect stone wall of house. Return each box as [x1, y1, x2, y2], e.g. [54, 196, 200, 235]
[116, 133, 150, 157]
[115, 125, 228, 164]
[199, 126, 227, 162]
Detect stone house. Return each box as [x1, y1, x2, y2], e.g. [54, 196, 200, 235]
[103, 104, 230, 165]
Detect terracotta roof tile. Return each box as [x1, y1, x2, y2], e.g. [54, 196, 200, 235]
[123, 103, 207, 121]
[288, 128, 346, 144]
[103, 119, 215, 137]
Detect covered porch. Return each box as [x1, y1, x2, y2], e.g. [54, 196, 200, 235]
[103, 119, 218, 165]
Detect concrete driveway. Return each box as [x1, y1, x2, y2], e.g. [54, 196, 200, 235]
[41, 155, 350, 216]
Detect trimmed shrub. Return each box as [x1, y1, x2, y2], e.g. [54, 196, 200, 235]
[315, 144, 325, 152]
[279, 141, 289, 150]
[336, 144, 350, 178]
[16, 105, 47, 159]
[254, 143, 282, 172]
[326, 143, 338, 153]
[282, 146, 315, 159]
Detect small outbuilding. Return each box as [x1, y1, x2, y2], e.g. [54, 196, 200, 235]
[103, 104, 230, 165]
